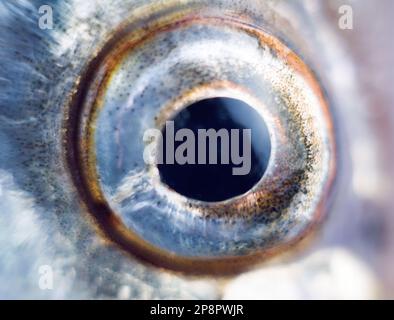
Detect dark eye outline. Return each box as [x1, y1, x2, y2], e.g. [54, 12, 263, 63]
[63, 4, 336, 275]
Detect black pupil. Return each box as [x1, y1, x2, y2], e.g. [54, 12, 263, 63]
[158, 97, 271, 202]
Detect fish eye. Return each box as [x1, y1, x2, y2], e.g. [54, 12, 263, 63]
[64, 3, 336, 274]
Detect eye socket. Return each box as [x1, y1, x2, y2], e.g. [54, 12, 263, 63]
[64, 4, 336, 274]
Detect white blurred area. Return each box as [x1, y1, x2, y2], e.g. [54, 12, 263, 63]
[224, 249, 380, 299]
